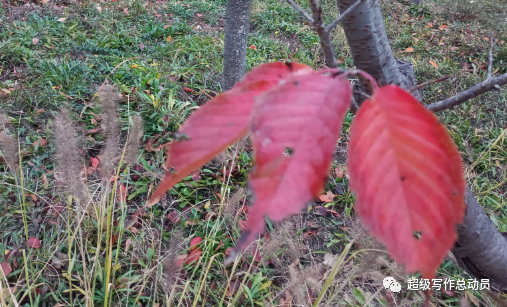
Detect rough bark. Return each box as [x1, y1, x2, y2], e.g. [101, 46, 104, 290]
[222, 0, 254, 91]
[452, 187, 507, 292]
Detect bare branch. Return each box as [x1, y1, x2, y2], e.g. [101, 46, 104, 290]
[307, 0, 338, 68]
[409, 76, 450, 93]
[426, 73, 507, 112]
[326, 0, 364, 32]
[487, 31, 495, 80]
[308, 0, 323, 26]
[285, 0, 314, 24]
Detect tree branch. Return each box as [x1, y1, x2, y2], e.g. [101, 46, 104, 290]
[308, 0, 337, 68]
[326, 0, 364, 32]
[426, 73, 507, 113]
[308, 0, 323, 27]
[409, 76, 450, 93]
[285, 0, 314, 24]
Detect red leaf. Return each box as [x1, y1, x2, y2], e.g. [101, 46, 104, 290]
[334, 166, 345, 178]
[150, 62, 313, 201]
[90, 157, 99, 168]
[26, 194, 37, 202]
[185, 248, 202, 265]
[182, 86, 195, 93]
[236, 74, 351, 251]
[117, 184, 127, 203]
[318, 191, 337, 203]
[347, 85, 465, 280]
[28, 237, 42, 249]
[1, 261, 12, 276]
[165, 212, 179, 225]
[189, 237, 202, 249]
[191, 170, 201, 181]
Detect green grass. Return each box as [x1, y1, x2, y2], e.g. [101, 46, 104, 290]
[0, 0, 506, 306]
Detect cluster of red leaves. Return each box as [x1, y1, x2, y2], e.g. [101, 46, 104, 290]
[148, 62, 465, 282]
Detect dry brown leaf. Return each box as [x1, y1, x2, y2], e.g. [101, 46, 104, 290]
[42, 174, 49, 188]
[405, 47, 414, 52]
[278, 291, 293, 306]
[429, 60, 439, 69]
[145, 197, 160, 207]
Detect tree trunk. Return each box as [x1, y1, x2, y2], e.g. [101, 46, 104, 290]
[337, 0, 507, 291]
[452, 187, 507, 292]
[337, 0, 420, 100]
[222, 0, 254, 91]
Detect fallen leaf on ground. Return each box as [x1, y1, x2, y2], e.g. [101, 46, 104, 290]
[190, 237, 202, 249]
[319, 191, 337, 203]
[145, 197, 160, 207]
[28, 237, 42, 249]
[167, 211, 180, 224]
[0, 261, 12, 276]
[186, 248, 202, 265]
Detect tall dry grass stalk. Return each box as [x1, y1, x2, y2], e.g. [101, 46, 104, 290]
[124, 115, 143, 166]
[99, 84, 120, 179]
[54, 108, 86, 202]
[223, 187, 245, 218]
[288, 261, 323, 305]
[262, 220, 301, 263]
[0, 131, 19, 172]
[0, 113, 19, 171]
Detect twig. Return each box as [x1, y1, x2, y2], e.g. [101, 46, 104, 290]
[409, 76, 450, 93]
[427, 73, 507, 112]
[487, 31, 495, 80]
[326, 0, 364, 32]
[285, 0, 314, 24]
